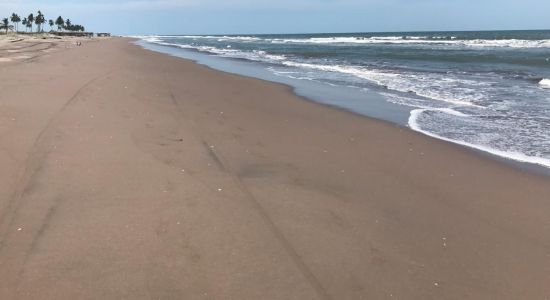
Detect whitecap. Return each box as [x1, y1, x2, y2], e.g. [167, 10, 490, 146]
[281, 61, 485, 107]
[539, 78, 550, 88]
[267, 36, 550, 48]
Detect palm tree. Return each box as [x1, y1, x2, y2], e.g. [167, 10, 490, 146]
[22, 18, 27, 32]
[0, 18, 14, 34]
[10, 13, 20, 33]
[35, 11, 45, 32]
[65, 19, 71, 31]
[27, 13, 34, 32]
[55, 16, 64, 31]
[48, 19, 54, 32]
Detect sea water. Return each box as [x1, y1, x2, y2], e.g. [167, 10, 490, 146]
[135, 31, 550, 169]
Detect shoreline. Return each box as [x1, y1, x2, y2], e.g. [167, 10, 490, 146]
[1, 37, 550, 299]
[135, 38, 550, 177]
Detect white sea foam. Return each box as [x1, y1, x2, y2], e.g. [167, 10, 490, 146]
[268, 36, 550, 48]
[164, 35, 263, 42]
[409, 109, 550, 168]
[217, 36, 262, 42]
[539, 78, 550, 88]
[195, 47, 287, 62]
[382, 92, 460, 110]
[281, 61, 485, 107]
[139, 37, 288, 63]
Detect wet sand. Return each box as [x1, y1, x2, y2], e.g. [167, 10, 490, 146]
[0, 37, 549, 299]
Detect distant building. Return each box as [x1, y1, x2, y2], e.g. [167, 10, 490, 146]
[97, 33, 111, 37]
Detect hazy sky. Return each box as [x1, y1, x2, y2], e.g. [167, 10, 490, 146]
[1, 0, 549, 35]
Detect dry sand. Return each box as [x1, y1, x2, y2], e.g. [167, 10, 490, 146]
[0, 34, 93, 64]
[0, 37, 549, 299]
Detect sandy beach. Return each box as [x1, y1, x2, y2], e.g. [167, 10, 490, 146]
[0, 37, 549, 299]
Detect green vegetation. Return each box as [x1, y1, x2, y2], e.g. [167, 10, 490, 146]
[27, 13, 34, 32]
[35, 11, 45, 32]
[0, 18, 14, 34]
[10, 14, 20, 32]
[1, 10, 86, 34]
[55, 16, 64, 31]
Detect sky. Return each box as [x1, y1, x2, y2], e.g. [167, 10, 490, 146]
[1, 0, 549, 35]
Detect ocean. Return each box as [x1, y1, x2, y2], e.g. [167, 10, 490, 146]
[135, 30, 550, 169]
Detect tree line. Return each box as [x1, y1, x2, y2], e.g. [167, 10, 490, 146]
[0, 11, 85, 34]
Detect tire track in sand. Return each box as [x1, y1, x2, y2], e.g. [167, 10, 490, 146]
[165, 77, 333, 300]
[0, 71, 114, 255]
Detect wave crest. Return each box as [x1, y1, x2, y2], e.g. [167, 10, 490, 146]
[409, 108, 550, 168]
[539, 78, 550, 88]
